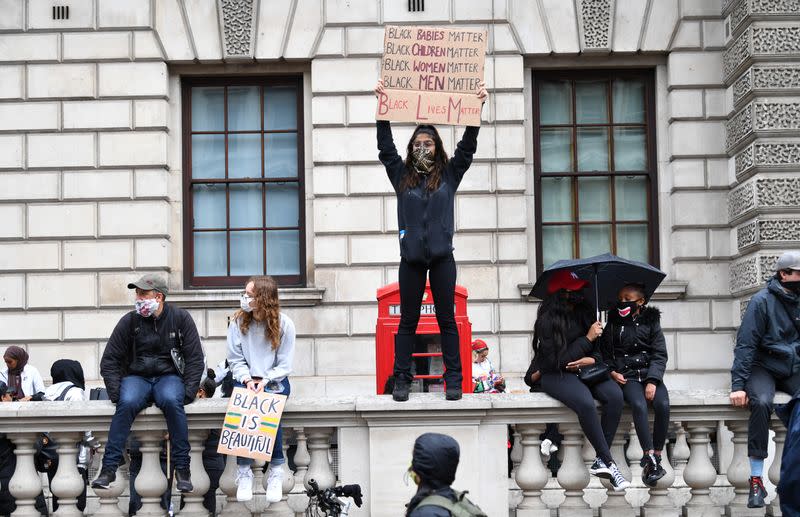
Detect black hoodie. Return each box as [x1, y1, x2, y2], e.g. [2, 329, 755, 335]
[406, 433, 460, 517]
[599, 305, 668, 385]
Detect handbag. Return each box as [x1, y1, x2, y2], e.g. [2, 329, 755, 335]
[577, 363, 610, 386]
[170, 329, 185, 375]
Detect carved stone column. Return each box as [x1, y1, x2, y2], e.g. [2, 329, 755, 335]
[599, 432, 635, 517]
[513, 423, 550, 517]
[179, 430, 211, 517]
[725, 421, 765, 517]
[262, 430, 294, 517]
[626, 422, 645, 487]
[218, 452, 251, 516]
[683, 423, 721, 517]
[132, 431, 169, 517]
[246, 459, 267, 515]
[766, 425, 786, 517]
[303, 428, 335, 491]
[49, 432, 86, 517]
[673, 422, 691, 487]
[287, 427, 310, 516]
[642, 446, 679, 517]
[556, 424, 592, 517]
[9, 433, 47, 517]
[90, 432, 126, 517]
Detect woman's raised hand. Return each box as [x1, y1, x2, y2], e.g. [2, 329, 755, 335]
[586, 321, 603, 341]
[477, 80, 488, 103]
[374, 79, 385, 98]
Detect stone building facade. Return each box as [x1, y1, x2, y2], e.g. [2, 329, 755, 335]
[0, 0, 797, 397]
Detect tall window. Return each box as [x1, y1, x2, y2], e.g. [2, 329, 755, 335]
[533, 70, 658, 270]
[182, 77, 304, 288]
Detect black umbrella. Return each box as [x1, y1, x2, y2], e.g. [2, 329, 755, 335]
[529, 253, 667, 318]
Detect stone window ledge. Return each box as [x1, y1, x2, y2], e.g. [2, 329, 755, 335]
[517, 280, 688, 302]
[168, 287, 326, 308]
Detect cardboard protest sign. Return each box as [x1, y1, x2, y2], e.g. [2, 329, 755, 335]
[377, 25, 487, 126]
[217, 387, 287, 462]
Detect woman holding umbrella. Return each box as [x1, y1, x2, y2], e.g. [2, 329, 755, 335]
[525, 269, 630, 490]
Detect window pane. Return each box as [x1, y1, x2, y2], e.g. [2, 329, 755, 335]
[191, 87, 224, 131]
[230, 183, 262, 228]
[613, 127, 646, 171]
[192, 134, 225, 179]
[265, 134, 298, 178]
[542, 226, 574, 268]
[616, 224, 649, 262]
[577, 128, 609, 172]
[615, 176, 648, 221]
[193, 184, 226, 229]
[578, 177, 610, 221]
[229, 134, 261, 179]
[194, 231, 227, 276]
[266, 182, 299, 227]
[265, 86, 297, 130]
[266, 230, 300, 275]
[540, 128, 572, 172]
[579, 224, 611, 257]
[541, 177, 573, 222]
[538, 80, 572, 125]
[612, 79, 645, 123]
[575, 81, 608, 123]
[230, 231, 264, 276]
[228, 86, 261, 131]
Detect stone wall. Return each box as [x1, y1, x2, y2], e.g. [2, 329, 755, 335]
[1, 0, 795, 395]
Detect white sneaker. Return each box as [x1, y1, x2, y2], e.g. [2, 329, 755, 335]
[540, 438, 553, 457]
[265, 464, 284, 503]
[236, 468, 253, 502]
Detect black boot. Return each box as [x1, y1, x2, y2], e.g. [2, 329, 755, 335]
[392, 377, 411, 402]
[641, 453, 665, 487]
[748, 476, 767, 508]
[445, 385, 462, 401]
[91, 467, 116, 489]
[175, 468, 193, 493]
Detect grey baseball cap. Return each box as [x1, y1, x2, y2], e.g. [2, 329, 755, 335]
[127, 274, 169, 295]
[775, 251, 800, 271]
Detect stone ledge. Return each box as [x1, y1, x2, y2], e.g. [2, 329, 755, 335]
[168, 287, 326, 308]
[517, 281, 689, 302]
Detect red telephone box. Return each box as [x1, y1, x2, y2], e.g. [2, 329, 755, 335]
[375, 282, 472, 395]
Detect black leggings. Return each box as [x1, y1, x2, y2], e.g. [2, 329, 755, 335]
[394, 254, 461, 387]
[541, 373, 623, 465]
[622, 380, 669, 452]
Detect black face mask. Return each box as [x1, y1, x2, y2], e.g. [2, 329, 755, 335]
[782, 280, 800, 294]
[616, 301, 639, 319]
[566, 291, 584, 304]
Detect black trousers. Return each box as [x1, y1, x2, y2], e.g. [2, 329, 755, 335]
[746, 364, 800, 459]
[394, 254, 462, 387]
[541, 373, 623, 465]
[622, 380, 669, 452]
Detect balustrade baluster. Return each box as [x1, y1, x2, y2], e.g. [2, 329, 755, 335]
[767, 425, 786, 517]
[9, 433, 46, 517]
[49, 432, 86, 517]
[513, 423, 550, 517]
[91, 432, 126, 517]
[683, 422, 721, 517]
[642, 445, 679, 517]
[179, 430, 211, 517]
[303, 428, 335, 491]
[556, 424, 592, 516]
[218, 452, 251, 516]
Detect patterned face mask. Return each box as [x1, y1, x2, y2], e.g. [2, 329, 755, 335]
[411, 146, 434, 175]
[135, 298, 159, 317]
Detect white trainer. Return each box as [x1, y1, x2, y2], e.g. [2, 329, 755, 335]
[236, 468, 254, 502]
[265, 464, 284, 503]
[540, 438, 553, 457]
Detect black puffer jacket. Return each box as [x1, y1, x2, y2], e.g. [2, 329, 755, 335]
[100, 303, 204, 404]
[406, 433, 460, 517]
[377, 121, 479, 264]
[599, 306, 668, 385]
[525, 303, 601, 377]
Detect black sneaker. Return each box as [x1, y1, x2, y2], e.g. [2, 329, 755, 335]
[747, 476, 767, 508]
[175, 468, 193, 493]
[589, 457, 612, 479]
[91, 467, 116, 489]
[392, 379, 410, 402]
[647, 454, 666, 487]
[445, 386, 462, 401]
[609, 462, 631, 492]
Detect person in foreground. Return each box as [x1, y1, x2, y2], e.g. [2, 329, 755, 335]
[405, 433, 486, 517]
[375, 79, 488, 402]
[730, 250, 800, 508]
[525, 269, 630, 491]
[92, 274, 205, 494]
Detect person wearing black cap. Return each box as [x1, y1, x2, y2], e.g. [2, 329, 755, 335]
[405, 433, 486, 517]
[91, 274, 205, 494]
[374, 79, 488, 402]
[730, 250, 800, 508]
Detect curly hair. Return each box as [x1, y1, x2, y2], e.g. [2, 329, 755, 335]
[234, 275, 281, 350]
[400, 125, 449, 192]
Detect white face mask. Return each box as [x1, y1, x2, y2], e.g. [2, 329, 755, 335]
[135, 298, 159, 317]
[240, 294, 254, 313]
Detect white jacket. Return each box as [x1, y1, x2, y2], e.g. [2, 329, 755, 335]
[0, 364, 45, 397]
[43, 381, 85, 401]
[227, 313, 295, 384]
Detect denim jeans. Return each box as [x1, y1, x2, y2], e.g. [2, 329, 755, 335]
[234, 378, 290, 467]
[102, 374, 190, 470]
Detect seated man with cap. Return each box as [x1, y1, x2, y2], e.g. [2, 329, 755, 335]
[92, 274, 205, 493]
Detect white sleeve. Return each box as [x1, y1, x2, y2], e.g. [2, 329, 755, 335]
[266, 315, 295, 381]
[226, 319, 251, 383]
[29, 366, 46, 394]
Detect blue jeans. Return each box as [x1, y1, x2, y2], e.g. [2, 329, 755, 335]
[103, 375, 190, 470]
[235, 378, 290, 467]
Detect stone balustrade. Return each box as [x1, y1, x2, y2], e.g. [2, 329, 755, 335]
[0, 390, 790, 517]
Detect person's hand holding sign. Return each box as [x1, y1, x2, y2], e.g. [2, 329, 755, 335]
[374, 79, 385, 98]
[245, 379, 262, 393]
[476, 80, 488, 104]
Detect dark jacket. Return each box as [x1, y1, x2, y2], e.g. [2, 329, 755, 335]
[777, 396, 800, 515]
[100, 303, 205, 404]
[525, 304, 600, 377]
[377, 120, 479, 264]
[731, 278, 800, 391]
[407, 433, 460, 517]
[599, 306, 668, 385]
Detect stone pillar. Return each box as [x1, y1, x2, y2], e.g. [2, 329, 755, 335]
[49, 433, 86, 517]
[682, 423, 721, 517]
[600, 433, 635, 517]
[766, 426, 786, 517]
[513, 423, 550, 517]
[627, 423, 645, 487]
[246, 459, 268, 515]
[556, 424, 592, 517]
[642, 446, 679, 517]
[673, 422, 691, 487]
[179, 430, 211, 517]
[263, 430, 294, 517]
[726, 421, 765, 517]
[90, 432, 126, 517]
[218, 452, 251, 516]
[287, 427, 310, 516]
[581, 436, 602, 489]
[510, 425, 523, 485]
[9, 433, 46, 517]
[303, 428, 335, 491]
[133, 431, 169, 517]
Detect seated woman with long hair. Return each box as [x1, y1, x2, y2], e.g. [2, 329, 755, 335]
[525, 270, 630, 491]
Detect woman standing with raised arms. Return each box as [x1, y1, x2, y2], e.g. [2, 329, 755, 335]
[374, 79, 487, 402]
